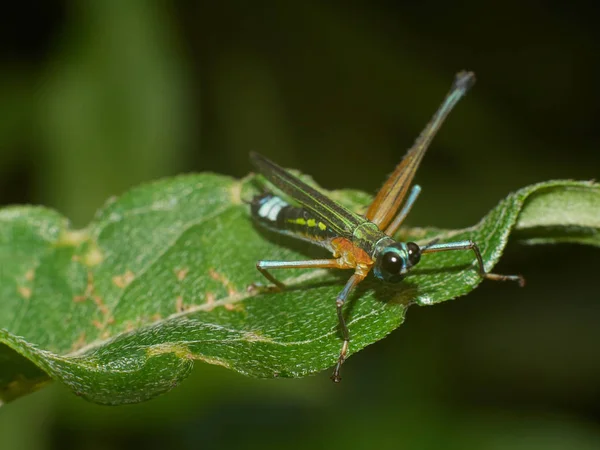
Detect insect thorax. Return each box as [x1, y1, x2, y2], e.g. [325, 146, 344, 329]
[350, 221, 390, 257]
[251, 194, 336, 241]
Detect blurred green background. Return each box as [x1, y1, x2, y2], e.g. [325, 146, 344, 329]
[1, 1, 600, 449]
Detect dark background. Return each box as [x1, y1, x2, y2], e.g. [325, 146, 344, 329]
[1, 1, 599, 449]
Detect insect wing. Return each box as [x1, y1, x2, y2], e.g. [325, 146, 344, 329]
[366, 71, 476, 230]
[250, 152, 365, 236]
[365, 144, 424, 229]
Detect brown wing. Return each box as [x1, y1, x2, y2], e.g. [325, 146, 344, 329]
[365, 71, 476, 230]
[365, 143, 425, 229]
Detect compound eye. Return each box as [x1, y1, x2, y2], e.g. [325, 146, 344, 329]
[380, 250, 404, 275]
[406, 242, 421, 266]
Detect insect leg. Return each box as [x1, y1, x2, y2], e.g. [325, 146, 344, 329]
[384, 184, 422, 236]
[331, 272, 365, 383]
[421, 240, 525, 286]
[256, 259, 350, 290]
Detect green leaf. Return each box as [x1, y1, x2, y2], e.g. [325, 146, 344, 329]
[0, 176, 598, 405]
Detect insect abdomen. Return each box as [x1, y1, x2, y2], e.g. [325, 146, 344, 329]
[251, 194, 335, 240]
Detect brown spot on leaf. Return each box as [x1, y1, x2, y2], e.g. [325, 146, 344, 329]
[18, 286, 31, 299]
[25, 269, 34, 281]
[203, 292, 216, 311]
[113, 270, 135, 288]
[208, 268, 238, 296]
[224, 302, 246, 313]
[92, 320, 103, 330]
[175, 267, 189, 281]
[93, 296, 109, 316]
[83, 245, 104, 266]
[175, 296, 186, 313]
[151, 313, 162, 322]
[74, 271, 96, 304]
